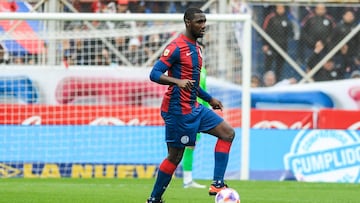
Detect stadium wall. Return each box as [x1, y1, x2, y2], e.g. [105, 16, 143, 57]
[0, 66, 359, 108]
[1, 67, 360, 183]
[1, 126, 360, 183]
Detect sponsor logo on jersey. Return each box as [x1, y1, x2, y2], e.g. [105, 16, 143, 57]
[186, 51, 193, 56]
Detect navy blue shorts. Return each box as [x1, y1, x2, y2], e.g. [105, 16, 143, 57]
[161, 105, 224, 148]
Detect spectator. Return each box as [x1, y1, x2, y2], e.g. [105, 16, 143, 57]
[95, 47, 111, 66]
[91, 0, 106, 13]
[350, 70, 360, 79]
[262, 4, 294, 81]
[262, 70, 277, 87]
[298, 4, 336, 65]
[66, 0, 81, 12]
[305, 32, 324, 72]
[12, 56, 24, 65]
[171, 1, 204, 13]
[144, 1, 169, 13]
[113, 1, 133, 29]
[82, 20, 108, 66]
[72, 38, 88, 65]
[143, 33, 162, 64]
[329, 10, 360, 69]
[111, 35, 130, 65]
[116, 0, 139, 35]
[27, 55, 37, 65]
[307, 42, 343, 82]
[62, 39, 74, 67]
[117, 0, 130, 13]
[0, 44, 9, 65]
[313, 58, 342, 82]
[347, 55, 360, 78]
[87, 38, 107, 65]
[125, 37, 146, 66]
[251, 74, 262, 88]
[263, 70, 297, 87]
[100, 0, 117, 29]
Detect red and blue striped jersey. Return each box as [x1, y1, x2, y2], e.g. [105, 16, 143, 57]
[158, 34, 203, 115]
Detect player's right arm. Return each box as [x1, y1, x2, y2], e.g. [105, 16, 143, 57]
[150, 61, 195, 91]
[149, 43, 195, 91]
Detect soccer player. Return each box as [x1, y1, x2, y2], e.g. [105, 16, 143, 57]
[146, 7, 235, 203]
[182, 60, 208, 189]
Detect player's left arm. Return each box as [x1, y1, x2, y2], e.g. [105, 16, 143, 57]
[197, 87, 223, 111]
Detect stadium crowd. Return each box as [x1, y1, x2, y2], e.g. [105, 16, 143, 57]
[1, 0, 360, 86]
[258, 3, 360, 84]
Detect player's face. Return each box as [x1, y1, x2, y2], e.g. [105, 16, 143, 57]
[189, 13, 206, 39]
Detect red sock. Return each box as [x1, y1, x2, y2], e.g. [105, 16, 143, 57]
[215, 139, 232, 153]
[150, 159, 177, 199]
[159, 159, 177, 174]
[213, 139, 232, 182]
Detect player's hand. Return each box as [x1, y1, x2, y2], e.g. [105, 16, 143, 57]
[177, 79, 195, 91]
[209, 98, 223, 111]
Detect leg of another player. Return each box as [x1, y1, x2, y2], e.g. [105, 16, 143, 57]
[207, 121, 235, 195]
[182, 133, 206, 188]
[146, 145, 185, 203]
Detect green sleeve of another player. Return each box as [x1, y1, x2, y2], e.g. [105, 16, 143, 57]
[197, 67, 210, 108]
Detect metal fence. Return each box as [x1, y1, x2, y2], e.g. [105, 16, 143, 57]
[0, 1, 359, 86]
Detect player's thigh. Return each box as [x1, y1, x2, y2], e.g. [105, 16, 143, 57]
[198, 107, 226, 136]
[161, 111, 199, 147]
[207, 121, 235, 142]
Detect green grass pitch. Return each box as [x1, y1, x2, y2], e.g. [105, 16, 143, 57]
[0, 178, 359, 203]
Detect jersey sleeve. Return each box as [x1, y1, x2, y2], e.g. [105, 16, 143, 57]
[197, 87, 212, 103]
[149, 43, 180, 83]
[197, 67, 210, 107]
[159, 42, 180, 68]
[149, 60, 169, 82]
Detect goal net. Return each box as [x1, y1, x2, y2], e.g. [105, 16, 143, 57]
[0, 10, 251, 180]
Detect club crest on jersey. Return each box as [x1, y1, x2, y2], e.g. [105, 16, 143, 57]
[163, 49, 170, 56]
[180, 135, 190, 144]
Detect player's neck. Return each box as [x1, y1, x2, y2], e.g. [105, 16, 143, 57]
[182, 32, 197, 43]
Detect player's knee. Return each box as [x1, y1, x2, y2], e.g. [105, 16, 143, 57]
[220, 126, 235, 143]
[226, 128, 235, 142]
[167, 156, 181, 166]
[167, 152, 183, 166]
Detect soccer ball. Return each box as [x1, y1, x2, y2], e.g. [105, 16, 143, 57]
[215, 188, 241, 203]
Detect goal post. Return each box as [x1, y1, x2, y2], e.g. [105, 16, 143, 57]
[0, 12, 250, 22]
[0, 12, 252, 180]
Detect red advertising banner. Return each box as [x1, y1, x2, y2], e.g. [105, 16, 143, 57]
[0, 105, 164, 125]
[217, 109, 314, 129]
[349, 86, 360, 109]
[318, 109, 360, 129]
[250, 109, 314, 129]
[0, 105, 315, 128]
[0, 104, 314, 129]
